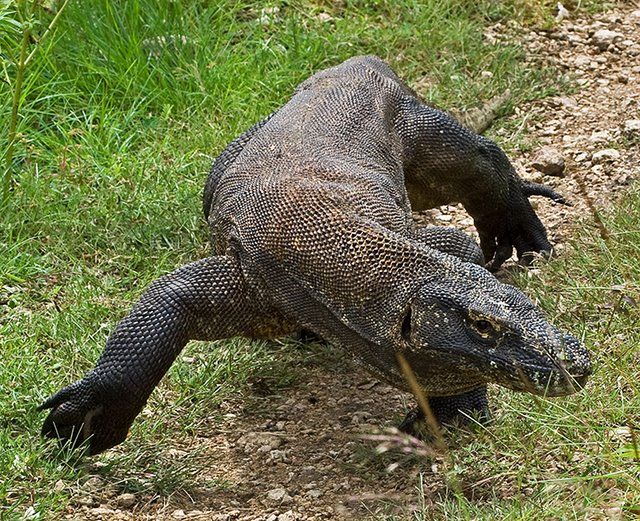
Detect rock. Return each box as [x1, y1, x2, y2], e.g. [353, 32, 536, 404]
[53, 480, 65, 492]
[605, 507, 623, 520]
[266, 488, 293, 504]
[592, 148, 620, 163]
[624, 119, 640, 134]
[299, 465, 322, 484]
[172, 510, 186, 519]
[555, 2, 570, 22]
[556, 96, 578, 109]
[269, 449, 290, 462]
[258, 6, 280, 26]
[83, 476, 103, 490]
[530, 146, 565, 177]
[306, 489, 323, 499]
[573, 55, 591, 68]
[316, 12, 332, 23]
[523, 170, 543, 183]
[591, 29, 623, 51]
[89, 507, 114, 516]
[590, 130, 612, 143]
[237, 432, 284, 452]
[351, 410, 372, 424]
[279, 511, 297, 521]
[75, 495, 95, 507]
[116, 493, 136, 508]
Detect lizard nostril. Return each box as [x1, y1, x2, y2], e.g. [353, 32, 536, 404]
[561, 335, 591, 372]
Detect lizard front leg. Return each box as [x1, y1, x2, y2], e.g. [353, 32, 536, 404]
[397, 98, 566, 270]
[402, 227, 489, 432]
[399, 387, 490, 437]
[39, 255, 278, 455]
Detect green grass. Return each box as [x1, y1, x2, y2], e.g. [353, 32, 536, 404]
[0, 0, 630, 518]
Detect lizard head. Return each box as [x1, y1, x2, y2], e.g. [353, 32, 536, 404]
[397, 265, 591, 397]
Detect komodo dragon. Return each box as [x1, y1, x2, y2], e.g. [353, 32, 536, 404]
[40, 56, 591, 455]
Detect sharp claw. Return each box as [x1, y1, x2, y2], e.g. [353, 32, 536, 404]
[38, 383, 79, 411]
[522, 181, 571, 206]
[486, 240, 512, 271]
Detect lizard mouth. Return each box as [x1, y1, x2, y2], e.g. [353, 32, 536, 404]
[503, 362, 590, 397]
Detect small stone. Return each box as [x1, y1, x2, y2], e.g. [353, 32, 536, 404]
[172, 510, 186, 519]
[590, 130, 611, 143]
[237, 432, 284, 452]
[166, 448, 188, 458]
[299, 465, 322, 484]
[574, 152, 589, 163]
[605, 507, 623, 520]
[53, 480, 65, 492]
[76, 496, 95, 507]
[316, 12, 332, 23]
[611, 427, 632, 439]
[269, 449, 290, 462]
[592, 148, 620, 163]
[530, 146, 565, 177]
[556, 96, 578, 109]
[555, 2, 570, 22]
[524, 170, 543, 183]
[573, 55, 591, 68]
[116, 493, 136, 508]
[624, 119, 640, 134]
[435, 214, 452, 222]
[84, 476, 103, 490]
[266, 488, 293, 504]
[279, 511, 297, 521]
[89, 507, 114, 516]
[591, 29, 623, 51]
[351, 410, 372, 424]
[306, 489, 323, 498]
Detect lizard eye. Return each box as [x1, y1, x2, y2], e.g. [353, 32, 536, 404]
[474, 319, 493, 334]
[469, 317, 501, 339]
[400, 306, 413, 343]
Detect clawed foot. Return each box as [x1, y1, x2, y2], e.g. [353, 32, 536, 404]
[476, 179, 570, 271]
[398, 405, 492, 439]
[39, 376, 141, 455]
[398, 387, 491, 439]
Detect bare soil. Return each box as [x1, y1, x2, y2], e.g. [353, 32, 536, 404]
[65, 5, 640, 520]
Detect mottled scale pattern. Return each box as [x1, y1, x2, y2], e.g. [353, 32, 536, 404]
[40, 56, 591, 454]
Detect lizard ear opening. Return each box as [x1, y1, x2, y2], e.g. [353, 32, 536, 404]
[401, 306, 413, 344]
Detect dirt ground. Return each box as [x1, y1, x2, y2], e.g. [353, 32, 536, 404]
[66, 4, 640, 520]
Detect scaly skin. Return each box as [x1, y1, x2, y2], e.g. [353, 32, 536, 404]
[40, 56, 591, 455]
